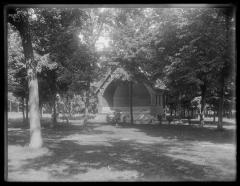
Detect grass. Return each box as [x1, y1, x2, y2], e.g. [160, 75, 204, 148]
[7, 114, 236, 181]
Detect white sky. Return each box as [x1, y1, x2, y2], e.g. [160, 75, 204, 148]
[95, 36, 110, 51]
[79, 33, 110, 51]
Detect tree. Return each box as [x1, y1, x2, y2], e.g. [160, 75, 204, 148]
[9, 68, 29, 122]
[163, 8, 235, 128]
[215, 8, 235, 129]
[30, 8, 89, 125]
[76, 8, 113, 125]
[8, 23, 29, 122]
[8, 8, 43, 148]
[108, 8, 188, 123]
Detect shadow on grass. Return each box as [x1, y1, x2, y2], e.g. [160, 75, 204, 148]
[9, 138, 218, 181]
[120, 124, 235, 144]
[181, 118, 236, 126]
[7, 118, 236, 181]
[8, 117, 235, 147]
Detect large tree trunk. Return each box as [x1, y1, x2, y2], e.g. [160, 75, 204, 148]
[129, 80, 133, 124]
[217, 76, 224, 130]
[200, 84, 206, 127]
[9, 9, 43, 148]
[28, 75, 43, 148]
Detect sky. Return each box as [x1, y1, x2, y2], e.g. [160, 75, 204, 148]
[95, 36, 110, 51]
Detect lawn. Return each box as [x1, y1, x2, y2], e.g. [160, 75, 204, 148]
[7, 115, 236, 181]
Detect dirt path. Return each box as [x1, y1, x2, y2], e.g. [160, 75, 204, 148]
[7, 121, 236, 181]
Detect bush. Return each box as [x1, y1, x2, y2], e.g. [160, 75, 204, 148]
[157, 114, 162, 125]
[166, 115, 174, 124]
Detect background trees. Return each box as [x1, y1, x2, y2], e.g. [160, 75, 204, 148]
[7, 7, 89, 147]
[161, 8, 235, 127]
[8, 8, 43, 148]
[7, 7, 235, 140]
[8, 24, 28, 121]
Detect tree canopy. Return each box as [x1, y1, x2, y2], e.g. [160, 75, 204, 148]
[8, 7, 235, 133]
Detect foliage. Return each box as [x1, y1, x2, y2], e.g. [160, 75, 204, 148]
[162, 8, 235, 124]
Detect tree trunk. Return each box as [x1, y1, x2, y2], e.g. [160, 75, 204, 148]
[26, 96, 29, 122]
[84, 92, 89, 125]
[66, 95, 70, 124]
[84, 81, 90, 126]
[39, 104, 43, 119]
[200, 84, 206, 127]
[129, 80, 133, 124]
[28, 75, 43, 148]
[9, 9, 43, 148]
[187, 109, 191, 125]
[70, 101, 73, 117]
[51, 96, 57, 127]
[22, 97, 25, 122]
[213, 110, 216, 124]
[217, 76, 224, 130]
[17, 102, 19, 112]
[9, 100, 12, 112]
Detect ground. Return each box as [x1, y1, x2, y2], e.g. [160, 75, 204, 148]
[7, 113, 236, 181]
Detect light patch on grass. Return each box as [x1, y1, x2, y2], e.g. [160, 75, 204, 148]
[70, 167, 139, 181]
[121, 157, 140, 164]
[8, 128, 23, 132]
[62, 126, 170, 147]
[8, 145, 53, 175]
[8, 169, 50, 181]
[8, 121, 236, 181]
[61, 134, 113, 146]
[95, 125, 170, 144]
[79, 162, 101, 166]
[165, 141, 236, 180]
[61, 159, 79, 164]
[85, 150, 101, 154]
[109, 152, 117, 156]
[8, 145, 52, 161]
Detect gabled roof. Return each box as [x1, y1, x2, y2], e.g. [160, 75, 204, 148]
[94, 65, 167, 95]
[94, 66, 118, 94]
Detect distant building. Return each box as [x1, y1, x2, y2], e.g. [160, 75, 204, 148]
[93, 64, 167, 124]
